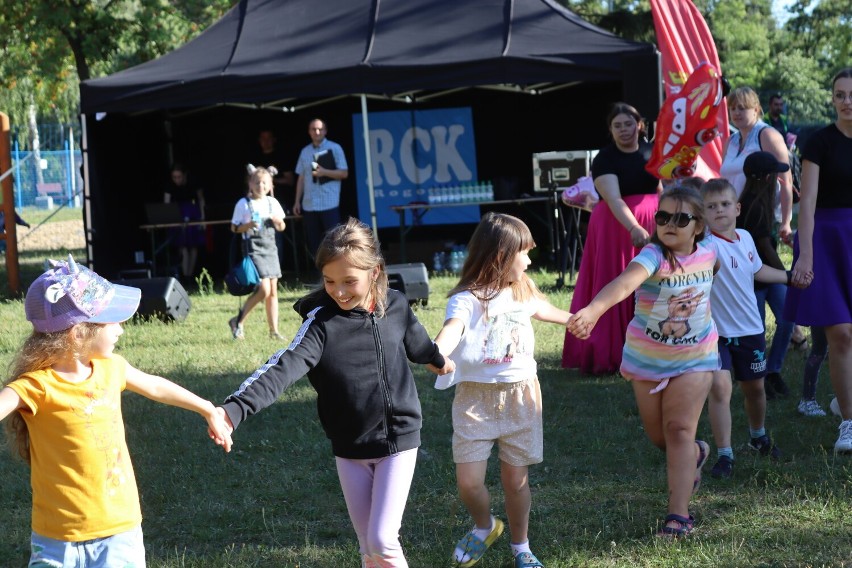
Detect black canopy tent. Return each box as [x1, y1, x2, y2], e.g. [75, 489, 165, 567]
[79, 0, 660, 277]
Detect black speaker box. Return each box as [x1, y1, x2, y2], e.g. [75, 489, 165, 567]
[386, 263, 430, 306]
[114, 277, 191, 322]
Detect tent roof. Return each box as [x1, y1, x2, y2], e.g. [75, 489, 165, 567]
[80, 0, 656, 113]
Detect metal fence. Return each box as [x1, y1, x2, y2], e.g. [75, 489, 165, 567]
[10, 123, 83, 209]
[11, 146, 83, 209]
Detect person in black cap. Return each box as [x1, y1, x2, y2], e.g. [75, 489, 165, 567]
[738, 151, 796, 401]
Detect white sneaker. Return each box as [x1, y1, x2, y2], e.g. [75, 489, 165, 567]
[797, 399, 827, 417]
[835, 420, 852, 454]
[830, 397, 842, 417]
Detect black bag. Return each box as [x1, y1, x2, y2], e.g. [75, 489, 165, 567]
[224, 237, 260, 296]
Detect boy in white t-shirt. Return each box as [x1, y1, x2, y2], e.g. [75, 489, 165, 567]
[701, 179, 795, 478]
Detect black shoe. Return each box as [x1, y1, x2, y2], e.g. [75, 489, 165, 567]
[748, 434, 781, 459]
[766, 372, 790, 398]
[710, 455, 734, 479]
[764, 379, 776, 400]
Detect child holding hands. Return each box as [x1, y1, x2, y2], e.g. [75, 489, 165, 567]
[567, 186, 718, 538]
[0, 256, 232, 567]
[701, 179, 806, 477]
[433, 212, 573, 568]
[218, 218, 453, 568]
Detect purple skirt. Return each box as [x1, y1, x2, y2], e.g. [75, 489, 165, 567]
[784, 208, 852, 326]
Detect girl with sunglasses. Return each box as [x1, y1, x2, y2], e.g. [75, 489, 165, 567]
[567, 186, 719, 538]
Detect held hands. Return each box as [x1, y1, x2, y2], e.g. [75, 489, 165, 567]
[426, 356, 456, 376]
[207, 406, 235, 453]
[567, 307, 598, 340]
[790, 255, 814, 289]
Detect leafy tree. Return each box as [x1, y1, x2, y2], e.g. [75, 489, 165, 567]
[0, 0, 234, 139]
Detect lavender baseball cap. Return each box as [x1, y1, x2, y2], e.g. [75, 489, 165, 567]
[25, 256, 141, 333]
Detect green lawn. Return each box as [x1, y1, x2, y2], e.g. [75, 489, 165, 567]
[1, 269, 849, 567]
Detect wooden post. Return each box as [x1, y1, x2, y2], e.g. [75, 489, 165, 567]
[1, 112, 21, 295]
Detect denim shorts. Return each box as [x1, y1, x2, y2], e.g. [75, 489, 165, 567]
[29, 525, 145, 568]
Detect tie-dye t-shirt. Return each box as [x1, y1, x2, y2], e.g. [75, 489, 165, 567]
[620, 242, 720, 381]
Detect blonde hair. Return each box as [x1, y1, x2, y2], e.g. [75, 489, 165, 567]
[310, 218, 389, 317]
[247, 167, 274, 197]
[449, 212, 544, 307]
[727, 86, 763, 118]
[3, 323, 101, 464]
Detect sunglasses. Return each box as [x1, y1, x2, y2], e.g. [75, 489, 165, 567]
[654, 210, 697, 228]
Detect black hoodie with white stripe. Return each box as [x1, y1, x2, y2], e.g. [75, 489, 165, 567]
[222, 289, 444, 459]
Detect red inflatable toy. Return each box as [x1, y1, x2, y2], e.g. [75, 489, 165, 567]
[645, 62, 725, 180]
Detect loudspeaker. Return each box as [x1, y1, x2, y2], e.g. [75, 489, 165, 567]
[386, 263, 430, 306]
[114, 277, 191, 322]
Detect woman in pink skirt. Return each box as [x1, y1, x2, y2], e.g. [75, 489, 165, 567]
[562, 103, 661, 375]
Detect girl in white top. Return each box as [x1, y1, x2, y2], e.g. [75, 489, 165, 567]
[433, 212, 572, 568]
[228, 167, 287, 340]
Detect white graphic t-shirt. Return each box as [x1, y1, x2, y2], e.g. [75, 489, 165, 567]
[435, 288, 542, 389]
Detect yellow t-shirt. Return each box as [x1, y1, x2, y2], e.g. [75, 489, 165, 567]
[8, 354, 142, 541]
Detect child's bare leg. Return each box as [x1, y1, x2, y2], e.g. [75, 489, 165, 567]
[740, 378, 767, 431]
[500, 462, 530, 544]
[456, 461, 491, 528]
[708, 370, 733, 449]
[660, 371, 712, 517]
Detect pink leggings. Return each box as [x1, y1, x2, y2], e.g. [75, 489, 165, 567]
[336, 448, 417, 568]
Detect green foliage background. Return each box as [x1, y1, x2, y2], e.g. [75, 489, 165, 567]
[0, 0, 849, 134]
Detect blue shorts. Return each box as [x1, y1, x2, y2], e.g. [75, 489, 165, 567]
[718, 334, 767, 382]
[29, 525, 145, 568]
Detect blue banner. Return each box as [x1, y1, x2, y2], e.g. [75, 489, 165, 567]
[351, 108, 480, 228]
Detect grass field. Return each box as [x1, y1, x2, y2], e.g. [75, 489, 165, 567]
[0, 264, 850, 567]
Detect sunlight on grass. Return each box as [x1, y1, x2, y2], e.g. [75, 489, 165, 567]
[1, 270, 849, 567]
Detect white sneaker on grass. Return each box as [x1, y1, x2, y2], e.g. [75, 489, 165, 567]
[798, 399, 827, 417]
[830, 397, 842, 417]
[835, 420, 852, 454]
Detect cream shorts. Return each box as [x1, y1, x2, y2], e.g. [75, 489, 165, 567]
[452, 376, 543, 467]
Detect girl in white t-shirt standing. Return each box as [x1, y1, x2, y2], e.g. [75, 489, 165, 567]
[229, 166, 288, 340]
[434, 212, 572, 568]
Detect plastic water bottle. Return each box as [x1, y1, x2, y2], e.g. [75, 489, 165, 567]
[452, 249, 466, 273]
[433, 252, 444, 273]
[251, 211, 262, 233]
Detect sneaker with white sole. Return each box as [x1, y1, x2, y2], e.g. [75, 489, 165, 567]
[835, 420, 852, 454]
[830, 397, 842, 418]
[797, 399, 827, 417]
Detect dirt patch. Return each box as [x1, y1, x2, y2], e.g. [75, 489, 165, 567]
[14, 219, 86, 252]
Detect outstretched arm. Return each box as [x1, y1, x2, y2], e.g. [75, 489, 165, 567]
[567, 262, 649, 339]
[532, 300, 572, 326]
[125, 365, 233, 453]
[434, 318, 464, 356]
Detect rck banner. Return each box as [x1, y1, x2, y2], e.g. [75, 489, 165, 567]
[352, 108, 480, 228]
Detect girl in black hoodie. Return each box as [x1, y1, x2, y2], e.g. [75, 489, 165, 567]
[218, 217, 453, 568]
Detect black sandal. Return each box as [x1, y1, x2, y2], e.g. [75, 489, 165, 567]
[657, 514, 695, 538]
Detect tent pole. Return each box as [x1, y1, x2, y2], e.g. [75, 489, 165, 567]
[359, 94, 378, 239]
[80, 113, 94, 267]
